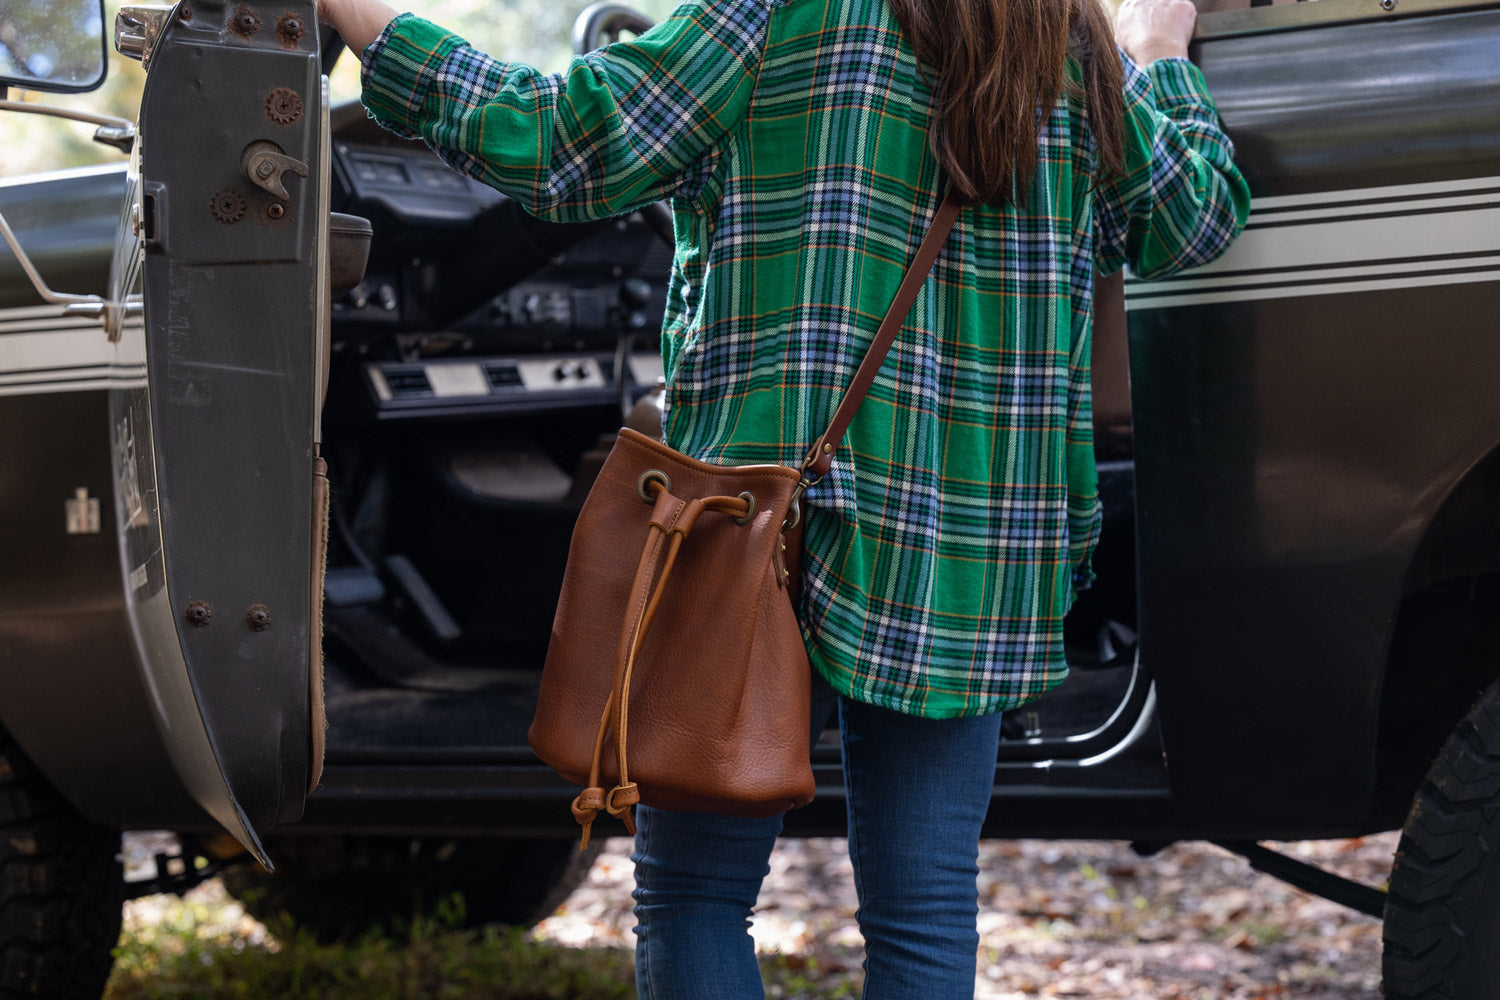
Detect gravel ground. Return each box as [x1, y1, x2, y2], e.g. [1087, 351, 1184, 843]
[532, 833, 1398, 999]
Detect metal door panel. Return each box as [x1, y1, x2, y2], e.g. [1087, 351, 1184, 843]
[110, 0, 325, 866]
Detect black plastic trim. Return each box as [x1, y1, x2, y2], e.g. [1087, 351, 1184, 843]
[1214, 840, 1389, 918]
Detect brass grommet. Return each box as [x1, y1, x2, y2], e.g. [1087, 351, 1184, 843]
[735, 491, 757, 525]
[636, 469, 671, 504]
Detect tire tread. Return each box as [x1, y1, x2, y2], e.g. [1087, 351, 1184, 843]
[0, 731, 121, 1000]
[1384, 678, 1500, 999]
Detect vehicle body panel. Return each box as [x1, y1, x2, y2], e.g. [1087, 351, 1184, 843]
[1132, 5, 1500, 830]
[0, 157, 212, 828]
[0, 385, 205, 829]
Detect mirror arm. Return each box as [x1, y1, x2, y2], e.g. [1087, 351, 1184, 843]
[0, 99, 136, 152]
[0, 206, 108, 315]
[0, 98, 136, 329]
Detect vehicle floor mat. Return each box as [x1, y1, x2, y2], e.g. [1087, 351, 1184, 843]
[323, 603, 520, 693]
[321, 659, 542, 750]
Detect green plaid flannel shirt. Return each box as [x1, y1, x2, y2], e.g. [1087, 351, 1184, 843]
[362, 0, 1250, 718]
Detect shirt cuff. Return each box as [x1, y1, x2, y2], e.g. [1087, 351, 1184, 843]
[1144, 57, 1212, 107]
[359, 12, 467, 139]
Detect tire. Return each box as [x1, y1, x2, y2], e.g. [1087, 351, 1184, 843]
[225, 834, 601, 942]
[1383, 676, 1500, 999]
[0, 732, 122, 1000]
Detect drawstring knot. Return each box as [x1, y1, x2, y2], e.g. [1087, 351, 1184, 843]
[569, 483, 753, 849]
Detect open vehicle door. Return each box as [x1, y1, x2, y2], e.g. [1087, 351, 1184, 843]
[110, 0, 329, 868]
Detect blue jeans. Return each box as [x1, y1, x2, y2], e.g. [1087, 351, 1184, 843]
[631, 692, 1004, 999]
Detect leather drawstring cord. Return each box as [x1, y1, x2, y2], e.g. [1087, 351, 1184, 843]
[571, 479, 754, 849]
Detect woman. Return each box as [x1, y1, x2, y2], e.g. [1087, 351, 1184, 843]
[319, 0, 1249, 993]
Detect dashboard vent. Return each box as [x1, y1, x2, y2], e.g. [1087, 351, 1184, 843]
[484, 362, 523, 392]
[383, 365, 433, 397]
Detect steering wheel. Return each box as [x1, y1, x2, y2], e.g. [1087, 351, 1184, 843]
[573, 4, 657, 53]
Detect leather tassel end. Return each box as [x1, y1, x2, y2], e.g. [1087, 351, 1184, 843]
[572, 786, 606, 850]
[606, 782, 640, 835]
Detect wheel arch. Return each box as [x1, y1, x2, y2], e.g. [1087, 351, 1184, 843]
[1405, 443, 1500, 593]
[1368, 442, 1500, 830]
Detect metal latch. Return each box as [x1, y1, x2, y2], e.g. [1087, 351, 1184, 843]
[242, 141, 309, 201]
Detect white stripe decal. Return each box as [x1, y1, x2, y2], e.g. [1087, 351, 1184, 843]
[0, 309, 146, 396]
[1127, 177, 1500, 311]
[1128, 267, 1500, 311]
[1132, 253, 1500, 296]
[0, 375, 149, 396]
[1246, 190, 1500, 227]
[0, 317, 109, 335]
[1245, 175, 1500, 212]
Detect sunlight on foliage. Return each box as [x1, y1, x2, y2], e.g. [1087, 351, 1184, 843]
[106, 880, 856, 1000]
[108, 882, 641, 1000]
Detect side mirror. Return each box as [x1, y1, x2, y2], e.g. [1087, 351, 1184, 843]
[0, 0, 108, 94]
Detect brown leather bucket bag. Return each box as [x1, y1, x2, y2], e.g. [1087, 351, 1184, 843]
[529, 431, 815, 846]
[529, 191, 962, 847]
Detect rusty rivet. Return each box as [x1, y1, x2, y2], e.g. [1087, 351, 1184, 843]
[184, 601, 213, 627]
[246, 604, 272, 631]
[231, 5, 261, 36]
[276, 12, 306, 47]
[267, 203, 285, 220]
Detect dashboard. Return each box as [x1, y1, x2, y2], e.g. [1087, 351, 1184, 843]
[325, 134, 672, 423]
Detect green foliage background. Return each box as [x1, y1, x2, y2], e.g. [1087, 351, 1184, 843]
[0, 0, 678, 178]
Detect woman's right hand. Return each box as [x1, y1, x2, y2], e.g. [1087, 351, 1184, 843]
[316, 0, 400, 55]
[1114, 0, 1198, 65]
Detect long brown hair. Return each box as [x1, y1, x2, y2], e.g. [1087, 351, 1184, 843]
[888, 0, 1125, 204]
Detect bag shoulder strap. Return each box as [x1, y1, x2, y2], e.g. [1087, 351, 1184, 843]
[799, 188, 964, 484]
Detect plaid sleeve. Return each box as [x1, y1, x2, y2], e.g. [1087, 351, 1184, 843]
[360, 2, 770, 222]
[1095, 53, 1252, 279]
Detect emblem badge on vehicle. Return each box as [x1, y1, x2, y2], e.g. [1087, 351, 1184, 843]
[64, 488, 101, 535]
